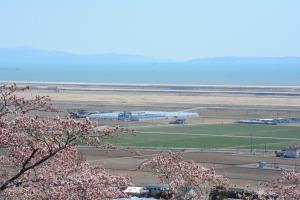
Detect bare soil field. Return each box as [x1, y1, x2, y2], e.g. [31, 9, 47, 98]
[16, 90, 300, 107]
[79, 147, 299, 187]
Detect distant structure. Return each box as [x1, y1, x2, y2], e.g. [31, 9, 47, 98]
[68, 109, 93, 118]
[209, 186, 258, 200]
[144, 184, 171, 199]
[116, 184, 171, 199]
[120, 186, 149, 198]
[89, 111, 199, 121]
[169, 118, 186, 125]
[284, 147, 300, 158]
[276, 146, 300, 158]
[237, 118, 300, 125]
[237, 119, 277, 125]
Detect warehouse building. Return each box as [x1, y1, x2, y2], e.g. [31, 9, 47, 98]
[89, 111, 199, 121]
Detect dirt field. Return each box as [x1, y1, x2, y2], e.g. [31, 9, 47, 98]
[16, 90, 300, 107]
[79, 147, 299, 187]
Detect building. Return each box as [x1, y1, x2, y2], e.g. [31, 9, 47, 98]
[169, 118, 186, 124]
[237, 118, 300, 125]
[144, 184, 171, 199]
[120, 186, 149, 197]
[89, 111, 199, 122]
[284, 146, 300, 158]
[237, 119, 277, 125]
[275, 146, 300, 158]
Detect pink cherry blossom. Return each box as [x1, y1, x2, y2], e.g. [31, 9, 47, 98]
[259, 171, 300, 200]
[0, 84, 130, 199]
[140, 151, 229, 199]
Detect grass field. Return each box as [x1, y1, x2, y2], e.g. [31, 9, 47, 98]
[106, 124, 300, 150]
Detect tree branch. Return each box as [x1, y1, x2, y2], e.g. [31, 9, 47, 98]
[0, 146, 66, 191]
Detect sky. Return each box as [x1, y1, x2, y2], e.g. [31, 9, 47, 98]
[0, 0, 299, 60]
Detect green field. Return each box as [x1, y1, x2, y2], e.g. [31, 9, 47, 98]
[106, 124, 300, 150]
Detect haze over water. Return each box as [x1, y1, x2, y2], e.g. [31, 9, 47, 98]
[1, 1, 300, 87]
[1, 62, 300, 86]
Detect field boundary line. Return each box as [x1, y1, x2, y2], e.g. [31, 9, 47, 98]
[136, 131, 300, 141]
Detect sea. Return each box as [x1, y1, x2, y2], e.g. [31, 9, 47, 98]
[0, 62, 300, 86]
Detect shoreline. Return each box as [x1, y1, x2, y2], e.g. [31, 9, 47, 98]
[1, 80, 300, 98]
[1, 80, 300, 89]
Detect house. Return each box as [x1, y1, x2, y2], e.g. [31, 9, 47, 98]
[276, 146, 300, 158]
[284, 146, 300, 158]
[120, 186, 149, 197]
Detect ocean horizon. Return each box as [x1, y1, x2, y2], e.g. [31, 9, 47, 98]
[0, 62, 300, 86]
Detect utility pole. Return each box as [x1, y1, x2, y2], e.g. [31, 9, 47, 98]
[265, 144, 267, 154]
[250, 132, 253, 154]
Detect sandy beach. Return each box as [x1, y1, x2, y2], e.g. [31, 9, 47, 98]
[5, 81, 300, 107]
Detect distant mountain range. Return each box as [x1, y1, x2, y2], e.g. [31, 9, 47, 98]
[189, 57, 300, 63]
[0, 47, 300, 63]
[0, 47, 169, 63]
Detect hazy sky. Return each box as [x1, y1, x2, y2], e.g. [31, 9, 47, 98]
[0, 0, 299, 60]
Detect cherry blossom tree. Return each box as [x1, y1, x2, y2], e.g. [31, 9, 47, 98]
[140, 151, 229, 200]
[0, 84, 130, 199]
[257, 171, 300, 200]
[141, 152, 300, 200]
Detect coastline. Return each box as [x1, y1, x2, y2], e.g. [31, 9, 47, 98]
[2, 80, 300, 108]
[1, 80, 300, 89]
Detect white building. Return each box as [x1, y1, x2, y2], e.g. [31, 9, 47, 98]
[89, 111, 199, 121]
[284, 147, 300, 158]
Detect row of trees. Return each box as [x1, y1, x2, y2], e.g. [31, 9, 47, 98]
[0, 84, 299, 199]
